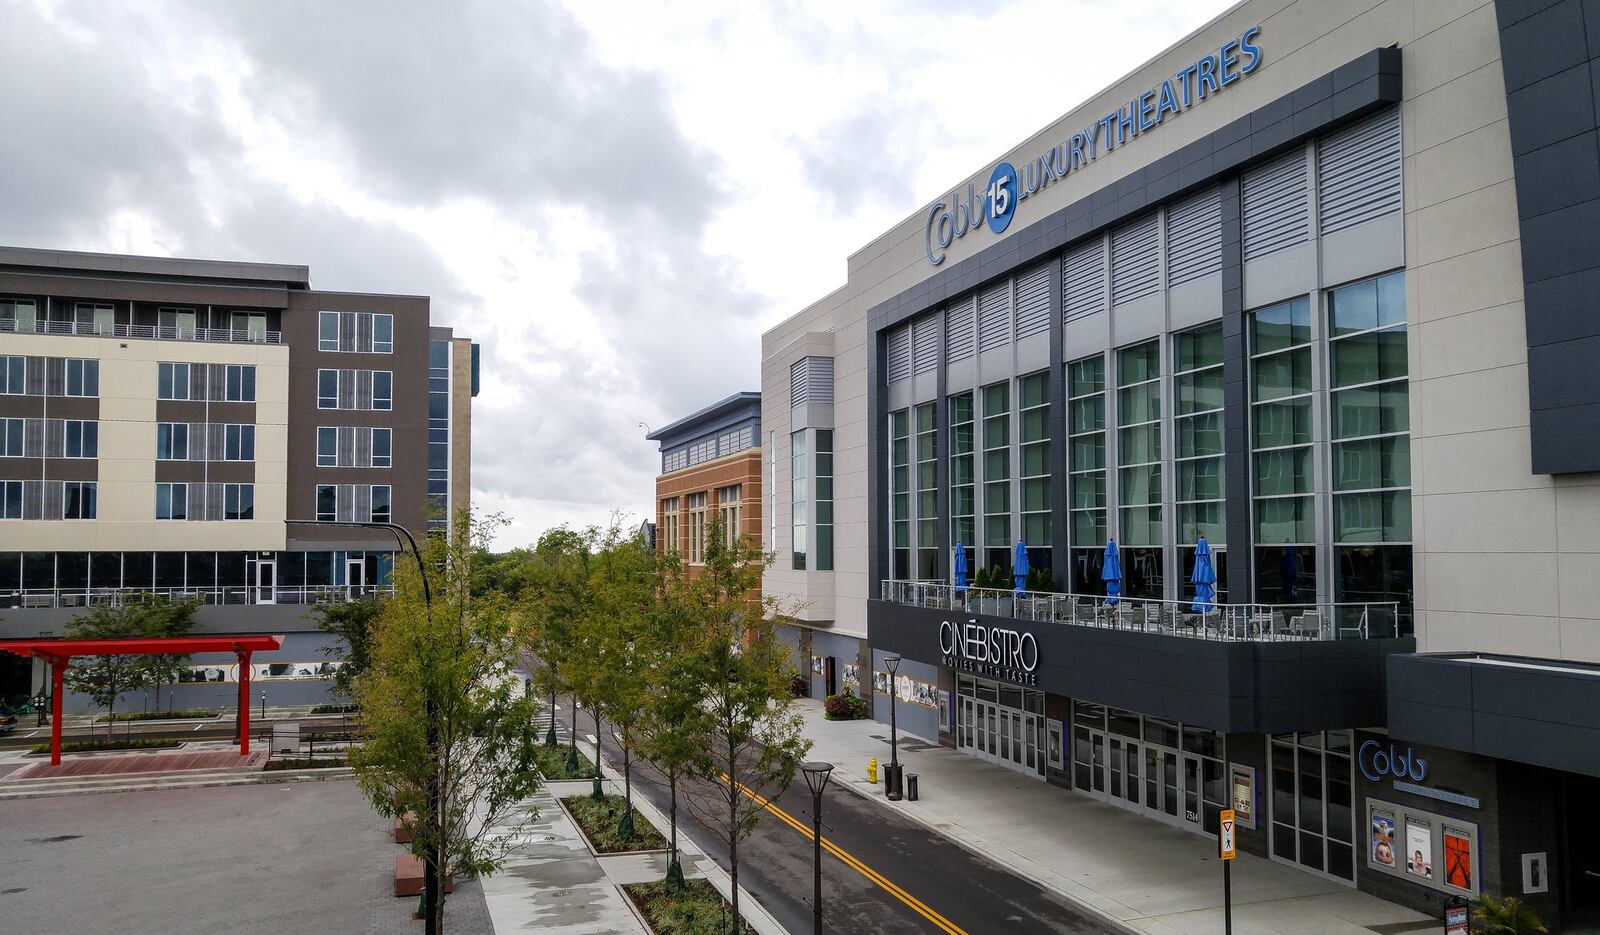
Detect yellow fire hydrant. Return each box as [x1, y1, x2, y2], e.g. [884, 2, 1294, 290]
[867, 756, 879, 784]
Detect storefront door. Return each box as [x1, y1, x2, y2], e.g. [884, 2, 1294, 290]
[957, 691, 1044, 779]
[1072, 702, 1225, 837]
[254, 559, 276, 605]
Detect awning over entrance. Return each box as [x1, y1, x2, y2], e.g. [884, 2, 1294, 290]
[0, 635, 284, 766]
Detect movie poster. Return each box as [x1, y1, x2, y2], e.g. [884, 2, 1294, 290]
[1370, 809, 1397, 868]
[1406, 819, 1434, 880]
[1443, 826, 1473, 892]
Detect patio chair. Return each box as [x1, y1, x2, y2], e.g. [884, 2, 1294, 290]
[1287, 609, 1325, 639]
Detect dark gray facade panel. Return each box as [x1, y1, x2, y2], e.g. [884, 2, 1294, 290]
[1511, 129, 1600, 219]
[1528, 336, 1600, 407]
[869, 599, 1410, 734]
[1387, 653, 1600, 777]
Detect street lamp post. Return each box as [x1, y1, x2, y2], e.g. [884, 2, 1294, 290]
[800, 761, 834, 935]
[884, 654, 902, 800]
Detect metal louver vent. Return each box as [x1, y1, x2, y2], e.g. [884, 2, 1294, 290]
[946, 296, 976, 362]
[1014, 263, 1051, 339]
[913, 314, 940, 373]
[977, 281, 1012, 353]
[886, 324, 912, 383]
[1111, 214, 1161, 305]
[1062, 240, 1105, 322]
[1243, 150, 1309, 261]
[1166, 186, 1222, 286]
[806, 357, 834, 404]
[790, 359, 810, 406]
[1318, 108, 1402, 236]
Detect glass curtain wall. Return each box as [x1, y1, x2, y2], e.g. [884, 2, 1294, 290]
[1329, 271, 1411, 635]
[815, 429, 834, 571]
[1019, 372, 1051, 584]
[890, 409, 910, 579]
[1116, 342, 1162, 598]
[914, 405, 937, 579]
[1251, 297, 1316, 604]
[1067, 356, 1107, 594]
[949, 391, 976, 576]
[981, 382, 1011, 577]
[791, 430, 807, 570]
[1175, 324, 1226, 601]
[1271, 730, 1355, 881]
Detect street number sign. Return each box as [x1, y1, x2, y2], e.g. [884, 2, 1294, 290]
[1219, 809, 1237, 860]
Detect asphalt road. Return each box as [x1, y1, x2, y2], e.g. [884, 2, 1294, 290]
[554, 696, 1119, 935]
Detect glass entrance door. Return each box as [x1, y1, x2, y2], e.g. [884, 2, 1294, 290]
[960, 697, 1042, 779]
[345, 557, 366, 597]
[254, 560, 276, 605]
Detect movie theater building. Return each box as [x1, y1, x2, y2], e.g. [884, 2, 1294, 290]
[762, 1, 1600, 928]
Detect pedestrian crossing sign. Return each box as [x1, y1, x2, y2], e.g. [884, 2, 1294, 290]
[1219, 809, 1237, 860]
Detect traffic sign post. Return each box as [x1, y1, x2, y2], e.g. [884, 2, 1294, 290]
[1220, 809, 1237, 935]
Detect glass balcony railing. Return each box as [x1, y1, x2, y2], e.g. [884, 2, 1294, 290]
[0, 318, 282, 344]
[1, 584, 392, 610]
[879, 579, 1407, 641]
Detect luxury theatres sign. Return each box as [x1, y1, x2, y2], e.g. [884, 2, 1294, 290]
[939, 619, 1040, 685]
[925, 25, 1263, 265]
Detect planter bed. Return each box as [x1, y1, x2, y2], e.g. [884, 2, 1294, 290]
[622, 879, 743, 935]
[26, 738, 183, 756]
[533, 743, 595, 780]
[102, 709, 221, 722]
[560, 793, 668, 854]
[263, 755, 348, 771]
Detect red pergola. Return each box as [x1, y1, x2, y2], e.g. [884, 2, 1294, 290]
[0, 635, 284, 765]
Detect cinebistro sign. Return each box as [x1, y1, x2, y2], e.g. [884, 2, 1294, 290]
[939, 619, 1039, 685]
[924, 25, 1263, 265]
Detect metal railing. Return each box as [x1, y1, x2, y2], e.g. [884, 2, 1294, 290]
[879, 580, 1405, 642]
[0, 318, 282, 345]
[0, 585, 393, 610]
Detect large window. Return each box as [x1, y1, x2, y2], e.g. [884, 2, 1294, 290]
[949, 391, 975, 571]
[319, 310, 395, 353]
[791, 431, 807, 570]
[159, 362, 191, 400]
[75, 302, 114, 334]
[890, 409, 910, 579]
[1329, 271, 1411, 633]
[1175, 324, 1225, 600]
[224, 483, 254, 521]
[718, 485, 741, 547]
[1271, 730, 1355, 882]
[0, 480, 19, 518]
[370, 485, 391, 523]
[0, 417, 20, 457]
[815, 430, 833, 571]
[914, 405, 937, 579]
[64, 420, 98, 459]
[156, 423, 189, 461]
[1117, 342, 1162, 598]
[64, 359, 99, 397]
[981, 381, 1011, 576]
[63, 481, 97, 519]
[688, 491, 708, 563]
[660, 497, 679, 555]
[1251, 297, 1316, 604]
[0, 356, 24, 394]
[224, 424, 255, 462]
[224, 364, 257, 402]
[316, 485, 337, 523]
[1067, 356, 1106, 593]
[317, 369, 393, 410]
[156, 482, 188, 521]
[1019, 372, 1050, 582]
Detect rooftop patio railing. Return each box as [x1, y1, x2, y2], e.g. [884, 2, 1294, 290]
[0, 584, 393, 610]
[879, 579, 1406, 641]
[0, 318, 283, 345]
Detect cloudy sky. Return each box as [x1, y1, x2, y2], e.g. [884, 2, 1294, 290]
[4, 0, 1230, 547]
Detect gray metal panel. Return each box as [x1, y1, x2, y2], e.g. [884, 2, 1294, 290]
[1320, 212, 1405, 289]
[1062, 239, 1106, 323]
[1242, 149, 1310, 260]
[1317, 107, 1403, 236]
[1166, 185, 1223, 286]
[1014, 262, 1052, 339]
[977, 280, 1013, 353]
[887, 324, 912, 384]
[946, 295, 976, 362]
[1110, 214, 1161, 305]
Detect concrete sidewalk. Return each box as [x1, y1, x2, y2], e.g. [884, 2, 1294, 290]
[794, 699, 1433, 935]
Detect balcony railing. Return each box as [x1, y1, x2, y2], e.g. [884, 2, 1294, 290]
[0, 318, 283, 345]
[1, 585, 393, 610]
[879, 579, 1406, 642]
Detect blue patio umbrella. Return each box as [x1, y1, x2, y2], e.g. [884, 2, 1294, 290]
[1191, 536, 1217, 613]
[954, 541, 969, 593]
[1013, 540, 1030, 593]
[1102, 539, 1122, 605]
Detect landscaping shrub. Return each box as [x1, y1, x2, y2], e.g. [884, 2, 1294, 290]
[310, 703, 360, 715]
[562, 794, 667, 853]
[264, 755, 348, 771]
[29, 738, 181, 755]
[823, 686, 868, 720]
[533, 743, 595, 780]
[623, 879, 743, 935]
[105, 709, 219, 722]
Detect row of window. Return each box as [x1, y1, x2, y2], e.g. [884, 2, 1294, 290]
[0, 300, 271, 339]
[156, 423, 256, 462]
[0, 480, 97, 519]
[660, 424, 756, 473]
[884, 270, 1411, 613]
[317, 368, 394, 411]
[155, 482, 256, 521]
[0, 418, 99, 459]
[427, 339, 450, 532]
[316, 426, 393, 468]
[659, 484, 744, 563]
[0, 549, 393, 594]
[158, 362, 257, 402]
[319, 310, 394, 354]
[0, 356, 98, 397]
[315, 483, 393, 525]
[791, 429, 833, 571]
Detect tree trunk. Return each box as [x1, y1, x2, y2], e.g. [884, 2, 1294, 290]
[107, 684, 115, 742]
[728, 730, 740, 932]
[423, 700, 444, 935]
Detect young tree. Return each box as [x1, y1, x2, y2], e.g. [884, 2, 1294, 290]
[519, 526, 594, 760]
[63, 596, 201, 738]
[681, 520, 810, 932]
[312, 596, 384, 699]
[350, 512, 543, 935]
[134, 596, 200, 714]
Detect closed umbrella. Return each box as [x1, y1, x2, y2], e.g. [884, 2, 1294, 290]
[954, 542, 969, 593]
[1102, 539, 1122, 606]
[1013, 540, 1030, 594]
[1191, 536, 1217, 613]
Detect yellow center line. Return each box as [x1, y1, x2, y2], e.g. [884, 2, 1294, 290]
[721, 772, 970, 935]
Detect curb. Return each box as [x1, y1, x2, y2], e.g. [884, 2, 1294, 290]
[828, 768, 1146, 935]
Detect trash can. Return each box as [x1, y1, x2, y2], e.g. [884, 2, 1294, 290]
[906, 773, 919, 801]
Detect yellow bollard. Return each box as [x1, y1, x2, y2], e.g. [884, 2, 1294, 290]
[867, 756, 879, 784]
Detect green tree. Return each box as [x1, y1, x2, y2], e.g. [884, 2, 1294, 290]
[312, 596, 384, 699]
[133, 596, 200, 714]
[62, 596, 200, 739]
[350, 512, 543, 935]
[1474, 894, 1548, 934]
[681, 520, 810, 932]
[519, 525, 595, 760]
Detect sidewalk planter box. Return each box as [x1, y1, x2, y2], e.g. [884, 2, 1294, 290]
[392, 854, 454, 898]
[823, 690, 868, 720]
[560, 793, 668, 854]
[622, 879, 738, 935]
[533, 744, 596, 780]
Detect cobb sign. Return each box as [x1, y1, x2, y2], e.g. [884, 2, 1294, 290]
[938, 619, 1039, 686]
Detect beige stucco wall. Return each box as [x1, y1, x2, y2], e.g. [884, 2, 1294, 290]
[450, 337, 472, 521]
[763, 0, 1600, 664]
[1, 332, 289, 551]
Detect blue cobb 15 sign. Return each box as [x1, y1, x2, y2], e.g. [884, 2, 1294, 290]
[925, 26, 1263, 266]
